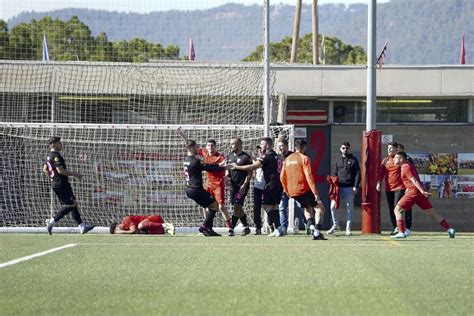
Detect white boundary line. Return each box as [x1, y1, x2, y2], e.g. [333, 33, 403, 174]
[76, 242, 395, 247]
[76, 242, 470, 248]
[0, 244, 77, 269]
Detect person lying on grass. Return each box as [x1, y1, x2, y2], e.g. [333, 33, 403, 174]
[110, 215, 174, 235]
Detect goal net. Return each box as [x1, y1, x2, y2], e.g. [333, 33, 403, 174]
[0, 60, 293, 232]
[0, 123, 293, 229]
[0, 1, 292, 233]
[0, 61, 267, 125]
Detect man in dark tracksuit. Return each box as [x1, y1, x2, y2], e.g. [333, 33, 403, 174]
[327, 141, 360, 236]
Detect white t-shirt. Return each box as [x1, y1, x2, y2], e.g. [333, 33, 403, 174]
[254, 168, 265, 190]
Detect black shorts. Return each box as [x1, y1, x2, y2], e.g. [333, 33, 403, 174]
[186, 187, 216, 208]
[293, 190, 318, 208]
[53, 184, 76, 205]
[230, 183, 249, 205]
[262, 181, 283, 205]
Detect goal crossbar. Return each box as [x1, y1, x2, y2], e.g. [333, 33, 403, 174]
[0, 123, 268, 130]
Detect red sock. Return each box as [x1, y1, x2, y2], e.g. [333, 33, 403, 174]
[397, 219, 405, 233]
[141, 222, 165, 234]
[439, 219, 450, 231]
[225, 219, 232, 228]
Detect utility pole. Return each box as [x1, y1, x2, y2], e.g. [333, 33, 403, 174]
[290, 0, 302, 63]
[312, 0, 319, 64]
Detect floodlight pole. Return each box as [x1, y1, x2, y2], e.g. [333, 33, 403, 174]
[367, 0, 376, 131]
[263, 0, 270, 137]
[361, 0, 382, 234]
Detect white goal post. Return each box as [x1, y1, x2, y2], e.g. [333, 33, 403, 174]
[1, 55, 290, 234]
[0, 123, 294, 233]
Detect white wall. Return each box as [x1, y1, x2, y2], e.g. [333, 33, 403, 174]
[274, 65, 474, 97]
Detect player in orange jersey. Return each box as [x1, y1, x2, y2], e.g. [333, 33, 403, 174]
[376, 142, 412, 235]
[280, 139, 326, 240]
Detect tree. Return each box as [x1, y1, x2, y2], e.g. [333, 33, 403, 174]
[2, 16, 181, 62]
[0, 20, 9, 59]
[8, 22, 36, 60]
[112, 40, 131, 62]
[92, 32, 115, 61]
[243, 33, 367, 65]
[164, 44, 180, 60]
[63, 16, 95, 61]
[129, 38, 150, 63]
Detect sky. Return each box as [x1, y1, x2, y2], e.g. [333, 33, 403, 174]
[1, 0, 391, 21]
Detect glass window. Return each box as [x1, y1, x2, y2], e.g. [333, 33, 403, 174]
[333, 100, 365, 123]
[333, 99, 469, 123]
[287, 99, 329, 111]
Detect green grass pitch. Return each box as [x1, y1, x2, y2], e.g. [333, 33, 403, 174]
[1, 232, 473, 315]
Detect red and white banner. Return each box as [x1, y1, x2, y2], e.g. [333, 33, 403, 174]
[286, 110, 328, 125]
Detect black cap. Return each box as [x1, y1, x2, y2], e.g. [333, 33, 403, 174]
[47, 136, 61, 145]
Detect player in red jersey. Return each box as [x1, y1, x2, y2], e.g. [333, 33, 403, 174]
[391, 152, 456, 239]
[376, 142, 412, 235]
[109, 215, 175, 235]
[178, 129, 232, 228]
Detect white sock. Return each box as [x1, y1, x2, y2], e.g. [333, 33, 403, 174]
[313, 229, 320, 236]
[49, 218, 56, 224]
[309, 224, 315, 231]
[79, 223, 85, 228]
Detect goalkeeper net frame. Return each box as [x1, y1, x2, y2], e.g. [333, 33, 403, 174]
[0, 61, 294, 233]
[0, 123, 294, 233]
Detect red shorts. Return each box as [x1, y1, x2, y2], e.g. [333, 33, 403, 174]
[146, 215, 164, 223]
[397, 189, 433, 210]
[145, 215, 164, 234]
[206, 183, 225, 205]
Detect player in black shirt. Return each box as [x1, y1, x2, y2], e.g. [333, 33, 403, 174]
[183, 139, 233, 236]
[42, 137, 94, 235]
[225, 137, 253, 236]
[231, 137, 283, 236]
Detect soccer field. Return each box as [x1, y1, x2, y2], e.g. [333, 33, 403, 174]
[1, 232, 473, 316]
